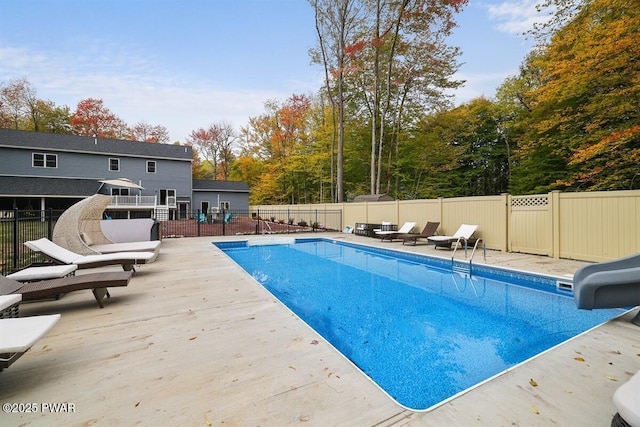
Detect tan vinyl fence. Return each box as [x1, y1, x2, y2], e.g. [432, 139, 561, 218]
[252, 189, 640, 262]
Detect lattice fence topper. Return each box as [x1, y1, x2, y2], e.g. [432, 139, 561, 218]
[511, 195, 549, 208]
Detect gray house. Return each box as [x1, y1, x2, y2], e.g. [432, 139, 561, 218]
[192, 179, 250, 217]
[0, 129, 249, 217]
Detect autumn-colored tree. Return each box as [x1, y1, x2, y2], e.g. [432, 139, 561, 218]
[129, 121, 170, 143]
[0, 78, 33, 129]
[70, 98, 127, 138]
[186, 122, 237, 180]
[237, 95, 318, 204]
[311, 0, 466, 199]
[346, 0, 467, 195]
[310, 0, 363, 202]
[0, 78, 72, 133]
[229, 155, 264, 203]
[515, 0, 640, 192]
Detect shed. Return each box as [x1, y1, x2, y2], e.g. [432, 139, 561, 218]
[352, 194, 395, 202]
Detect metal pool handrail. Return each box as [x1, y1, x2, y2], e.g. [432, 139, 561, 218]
[452, 238, 486, 275]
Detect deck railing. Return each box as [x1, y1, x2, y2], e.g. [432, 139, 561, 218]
[109, 195, 157, 208]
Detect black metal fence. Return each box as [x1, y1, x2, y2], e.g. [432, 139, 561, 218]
[159, 209, 341, 238]
[1, 208, 342, 275]
[0, 209, 63, 275]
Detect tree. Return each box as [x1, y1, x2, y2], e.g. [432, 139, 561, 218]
[0, 78, 33, 129]
[70, 98, 128, 138]
[0, 78, 73, 133]
[515, 0, 640, 192]
[355, 0, 467, 195]
[129, 121, 170, 143]
[186, 122, 237, 180]
[310, 0, 363, 202]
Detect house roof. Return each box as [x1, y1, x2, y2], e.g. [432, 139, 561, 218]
[192, 180, 250, 193]
[0, 176, 101, 197]
[0, 128, 193, 161]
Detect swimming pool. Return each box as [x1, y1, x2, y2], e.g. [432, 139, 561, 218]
[215, 238, 626, 410]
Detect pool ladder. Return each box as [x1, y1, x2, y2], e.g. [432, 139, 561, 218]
[451, 238, 486, 275]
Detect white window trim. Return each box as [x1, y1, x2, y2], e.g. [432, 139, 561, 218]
[32, 152, 57, 168]
[146, 160, 157, 173]
[109, 158, 120, 172]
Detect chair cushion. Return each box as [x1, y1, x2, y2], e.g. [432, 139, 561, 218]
[0, 314, 61, 353]
[613, 370, 640, 426]
[7, 265, 78, 282]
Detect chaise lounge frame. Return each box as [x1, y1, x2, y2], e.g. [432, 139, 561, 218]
[0, 270, 133, 308]
[397, 222, 440, 245]
[24, 238, 157, 271]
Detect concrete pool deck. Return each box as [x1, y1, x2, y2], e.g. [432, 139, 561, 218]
[1, 233, 638, 426]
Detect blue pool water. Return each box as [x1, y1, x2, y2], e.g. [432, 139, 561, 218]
[216, 238, 625, 410]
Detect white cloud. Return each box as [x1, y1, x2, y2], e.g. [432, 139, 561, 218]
[484, 0, 551, 35]
[0, 42, 304, 142]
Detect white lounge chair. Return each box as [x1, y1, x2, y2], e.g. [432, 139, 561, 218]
[51, 194, 161, 257]
[427, 224, 478, 250]
[612, 370, 640, 426]
[24, 238, 157, 271]
[375, 222, 416, 241]
[0, 310, 61, 370]
[80, 232, 161, 255]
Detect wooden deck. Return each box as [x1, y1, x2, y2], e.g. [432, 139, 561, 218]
[1, 234, 638, 426]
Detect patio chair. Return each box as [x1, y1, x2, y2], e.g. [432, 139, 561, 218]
[612, 369, 640, 427]
[24, 238, 157, 272]
[0, 313, 61, 370]
[1, 269, 133, 308]
[375, 222, 416, 242]
[51, 194, 161, 256]
[572, 252, 640, 325]
[427, 224, 478, 250]
[397, 222, 440, 246]
[79, 231, 161, 255]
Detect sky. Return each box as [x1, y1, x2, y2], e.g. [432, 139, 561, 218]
[0, 0, 546, 142]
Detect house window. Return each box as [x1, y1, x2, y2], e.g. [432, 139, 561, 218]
[159, 189, 176, 206]
[146, 160, 156, 173]
[111, 188, 130, 196]
[32, 153, 57, 168]
[109, 158, 120, 171]
[220, 201, 230, 211]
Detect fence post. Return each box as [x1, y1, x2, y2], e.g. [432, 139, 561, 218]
[222, 209, 226, 235]
[196, 209, 201, 237]
[551, 190, 561, 259]
[12, 208, 18, 271]
[502, 193, 510, 252]
[47, 208, 54, 239]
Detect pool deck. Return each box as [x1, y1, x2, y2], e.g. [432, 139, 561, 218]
[2, 233, 639, 426]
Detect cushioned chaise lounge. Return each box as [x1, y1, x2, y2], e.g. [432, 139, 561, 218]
[572, 252, 640, 325]
[427, 224, 478, 250]
[1, 269, 133, 308]
[84, 239, 161, 255]
[52, 194, 161, 257]
[24, 238, 157, 271]
[612, 370, 640, 427]
[397, 222, 440, 246]
[375, 222, 416, 242]
[0, 311, 61, 370]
